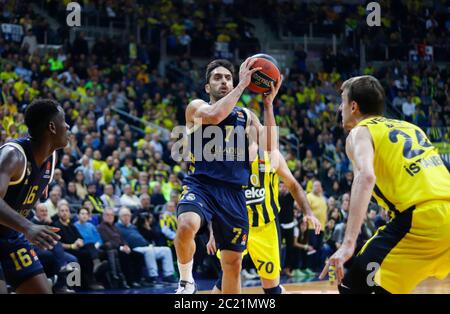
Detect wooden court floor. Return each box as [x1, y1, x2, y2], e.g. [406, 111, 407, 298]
[201, 276, 450, 294]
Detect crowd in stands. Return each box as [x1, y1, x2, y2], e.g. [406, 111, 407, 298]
[261, 0, 449, 61]
[0, 0, 448, 291]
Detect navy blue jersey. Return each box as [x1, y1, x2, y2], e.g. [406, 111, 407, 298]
[187, 106, 251, 187]
[0, 137, 56, 238]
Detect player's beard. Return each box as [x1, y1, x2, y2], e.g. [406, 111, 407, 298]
[210, 88, 229, 102]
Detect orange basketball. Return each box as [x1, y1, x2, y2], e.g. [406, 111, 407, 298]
[247, 54, 281, 94]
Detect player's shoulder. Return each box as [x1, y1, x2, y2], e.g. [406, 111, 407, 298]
[0, 144, 26, 165]
[346, 125, 374, 154]
[347, 125, 371, 142]
[0, 144, 27, 178]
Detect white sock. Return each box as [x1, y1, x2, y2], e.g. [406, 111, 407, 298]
[178, 260, 194, 283]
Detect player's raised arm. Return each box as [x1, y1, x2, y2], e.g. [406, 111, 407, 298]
[0, 146, 60, 250]
[271, 149, 321, 234]
[246, 76, 282, 153]
[319, 126, 376, 283]
[186, 58, 261, 126]
[262, 76, 283, 151]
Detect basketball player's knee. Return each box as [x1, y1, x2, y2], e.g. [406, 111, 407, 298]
[176, 217, 198, 240]
[221, 255, 242, 275]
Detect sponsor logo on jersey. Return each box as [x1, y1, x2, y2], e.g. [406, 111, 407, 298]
[245, 186, 265, 204]
[241, 233, 247, 246]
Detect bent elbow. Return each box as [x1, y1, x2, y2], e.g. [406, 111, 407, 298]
[361, 172, 376, 187]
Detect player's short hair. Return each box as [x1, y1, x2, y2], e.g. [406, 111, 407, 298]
[205, 59, 235, 84]
[341, 75, 385, 116]
[24, 98, 61, 139]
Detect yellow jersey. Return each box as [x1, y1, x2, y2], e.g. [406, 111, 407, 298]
[357, 116, 450, 215]
[246, 150, 280, 227]
[306, 192, 327, 230]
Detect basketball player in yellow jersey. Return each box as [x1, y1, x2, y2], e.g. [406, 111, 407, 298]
[320, 75, 450, 294]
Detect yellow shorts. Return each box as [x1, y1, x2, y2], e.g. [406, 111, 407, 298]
[247, 218, 282, 280]
[217, 218, 282, 280]
[345, 201, 450, 294]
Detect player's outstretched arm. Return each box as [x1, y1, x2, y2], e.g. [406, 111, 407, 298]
[272, 150, 321, 234]
[0, 146, 60, 250]
[319, 126, 376, 283]
[186, 58, 261, 126]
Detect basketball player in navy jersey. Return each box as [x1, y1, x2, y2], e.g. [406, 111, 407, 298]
[0, 99, 69, 293]
[174, 58, 280, 294]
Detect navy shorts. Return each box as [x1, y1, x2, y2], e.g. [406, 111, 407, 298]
[177, 175, 248, 252]
[0, 233, 44, 289]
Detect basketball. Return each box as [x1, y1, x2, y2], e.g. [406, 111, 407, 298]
[247, 54, 281, 94]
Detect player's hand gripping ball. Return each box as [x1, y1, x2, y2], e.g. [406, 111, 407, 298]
[247, 53, 281, 94]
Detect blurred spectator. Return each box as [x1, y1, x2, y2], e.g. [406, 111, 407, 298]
[101, 184, 121, 211]
[339, 193, 350, 222]
[150, 182, 167, 206]
[159, 201, 177, 248]
[375, 208, 389, 228]
[111, 169, 127, 197]
[31, 203, 77, 293]
[85, 183, 105, 214]
[44, 186, 64, 219]
[116, 207, 177, 284]
[332, 217, 346, 250]
[322, 218, 337, 254]
[74, 170, 88, 199]
[53, 203, 103, 290]
[292, 216, 316, 277]
[96, 208, 130, 289]
[59, 154, 75, 183]
[75, 155, 94, 184]
[340, 171, 353, 194]
[21, 29, 38, 55]
[402, 95, 416, 121]
[120, 184, 141, 211]
[65, 182, 83, 212]
[120, 155, 139, 182]
[278, 182, 296, 277]
[363, 207, 379, 239]
[74, 208, 104, 251]
[306, 180, 327, 272]
[138, 193, 154, 213]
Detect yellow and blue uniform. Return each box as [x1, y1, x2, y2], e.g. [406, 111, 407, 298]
[0, 138, 56, 288]
[177, 106, 251, 252]
[215, 149, 282, 284]
[244, 149, 282, 280]
[342, 117, 450, 294]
